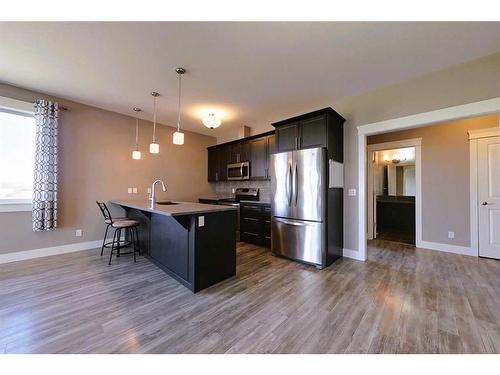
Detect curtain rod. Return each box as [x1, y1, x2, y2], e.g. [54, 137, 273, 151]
[0, 95, 68, 111]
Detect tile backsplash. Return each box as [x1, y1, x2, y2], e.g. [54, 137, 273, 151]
[215, 180, 271, 202]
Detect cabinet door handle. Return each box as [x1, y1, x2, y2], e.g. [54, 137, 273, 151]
[243, 217, 259, 221]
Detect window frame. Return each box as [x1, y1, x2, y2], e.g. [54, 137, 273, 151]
[0, 96, 36, 213]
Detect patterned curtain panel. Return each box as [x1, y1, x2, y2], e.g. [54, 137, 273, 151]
[32, 100, 59, 231]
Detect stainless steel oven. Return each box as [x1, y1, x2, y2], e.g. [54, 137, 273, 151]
[227, 161, 250, 181]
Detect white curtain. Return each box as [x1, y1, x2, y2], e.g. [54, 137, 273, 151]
[32, 100, 58, 231]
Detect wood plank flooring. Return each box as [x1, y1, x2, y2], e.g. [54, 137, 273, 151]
[1, 240, 499, 353]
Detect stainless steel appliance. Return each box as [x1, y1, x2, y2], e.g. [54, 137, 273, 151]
[271, 147, 327, 268]
[199, 188, 259, 242]
[227, 161, 250, 181]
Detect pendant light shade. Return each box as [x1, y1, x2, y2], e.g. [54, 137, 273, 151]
[149, 142, 159, 154]
[173, 131, 184, 145]
[132, 107, 142, 160]
[202, 113, 222, 129]
[150, 92, 160, 153]
[132, 150, 141, 160]
[173, 67, 186, 145]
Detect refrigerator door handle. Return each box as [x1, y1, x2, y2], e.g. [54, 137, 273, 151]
[274, 217, 308, 227]
[286, 163, 292, 206]
[294, 163, 298, 206]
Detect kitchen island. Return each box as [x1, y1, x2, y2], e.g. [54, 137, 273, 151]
[111, 200, 237, 293]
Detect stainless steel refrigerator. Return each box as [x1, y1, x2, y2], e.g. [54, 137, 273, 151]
[270, 147, 327, 268]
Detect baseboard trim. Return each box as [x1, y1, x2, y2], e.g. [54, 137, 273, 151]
[0, 238, 122, 264]
[343, 248, 365, 261]
[417, 240, 477, 257]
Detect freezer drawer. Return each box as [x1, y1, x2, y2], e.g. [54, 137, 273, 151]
[271, 216, 324, 266]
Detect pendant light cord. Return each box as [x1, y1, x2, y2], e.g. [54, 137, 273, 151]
[177, 73, 182, 132]
[135, 117, 139, 149]
[152, 95, 157, 143]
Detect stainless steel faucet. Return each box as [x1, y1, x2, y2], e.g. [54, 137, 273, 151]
[150, 179, 167, 208]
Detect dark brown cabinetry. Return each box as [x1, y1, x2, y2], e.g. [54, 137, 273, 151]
[275, 122, 298, 152]
[273, 108, 344, 163]
[249, 137, 267, 180]
[299, 115, 327, 149]
[207, 131, 275, 182]
[207, 147, 219, 182]
[240, 202, 271, 248]
[229, 142, 250, 164]
[274, 114, 330, 153]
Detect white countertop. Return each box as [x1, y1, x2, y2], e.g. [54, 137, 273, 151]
[111, 200, 237, 217]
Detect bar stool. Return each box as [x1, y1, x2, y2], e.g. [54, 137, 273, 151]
[96, 201, 141, 264]
[96, 201, 128, 256]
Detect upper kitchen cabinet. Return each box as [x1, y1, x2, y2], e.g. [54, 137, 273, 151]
[299, 115, 327, 149]
[206, 131, 276, 182]
[265, 134, 275, 179]
[275, 121, 299, 152]
[272, 108, 345, 160]
[230, 142, 250, 163]
[207, 146, 219, 182]
[249, 136, 267, 180]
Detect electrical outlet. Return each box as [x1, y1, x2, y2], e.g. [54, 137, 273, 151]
[448, 231, 455, 239]
[147, 187, 151, 194]
[132, 187, 138, 194]
[127, 187, 133, 194]
[75, 229, 83, 237]
[231, 188, 236, 194]
[198, 216, 205, 227]
[348, 189, 357, 196]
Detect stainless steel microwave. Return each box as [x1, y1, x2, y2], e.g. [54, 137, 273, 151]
[227, 161, 250, 180]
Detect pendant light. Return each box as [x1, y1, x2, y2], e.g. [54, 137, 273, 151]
[149, 92, 160, 153]
[173, 67, 186, 145]
[132, 107, 142, 160]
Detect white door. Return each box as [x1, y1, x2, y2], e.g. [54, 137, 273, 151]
[478, 136, 500, 259]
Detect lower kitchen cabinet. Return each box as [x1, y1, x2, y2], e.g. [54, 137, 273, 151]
[240, 202, 271, 248]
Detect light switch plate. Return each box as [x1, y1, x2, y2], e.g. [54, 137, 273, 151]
[448, 231, 455, 239]
[132, 187, 138, 194]
[127, 187, 133, 194]
[198, 216, 205, 227]
[348, 189, 357, 196]
[75, 229, 82, 237]
[147, 187, 151, 194]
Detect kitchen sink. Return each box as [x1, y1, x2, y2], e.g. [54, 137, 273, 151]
[156, 201, 180, 205]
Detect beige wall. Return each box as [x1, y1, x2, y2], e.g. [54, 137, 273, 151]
[218, 51, 500, 253]
[0, 83, 216, 255]
[368, 114, 498, 247]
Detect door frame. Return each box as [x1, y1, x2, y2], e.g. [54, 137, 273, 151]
[468, 126, 500, 255]
[366, 138, 422, 244]
[357, 97, 500, 261]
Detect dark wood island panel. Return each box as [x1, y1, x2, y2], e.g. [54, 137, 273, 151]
[119, 204, 237, 293]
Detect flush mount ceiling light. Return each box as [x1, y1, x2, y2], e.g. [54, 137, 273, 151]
[149, 92, 160, 154]
[173, 67, 186, 145]
[132, 107, 142, 160]
[202, 113, 222, 129]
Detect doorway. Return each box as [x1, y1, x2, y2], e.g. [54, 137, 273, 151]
[367, 139, 421, 246]
[357, 98, 500, 262]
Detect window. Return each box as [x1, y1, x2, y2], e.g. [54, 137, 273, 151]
[0, 97, 36, 212]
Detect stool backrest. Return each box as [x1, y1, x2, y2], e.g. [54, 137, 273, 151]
[96, 201, 113, 224]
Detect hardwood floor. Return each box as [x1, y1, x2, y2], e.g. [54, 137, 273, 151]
[1, 240, 499, 353]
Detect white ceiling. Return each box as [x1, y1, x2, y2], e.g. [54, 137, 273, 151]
[2, 22, 500, 137]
